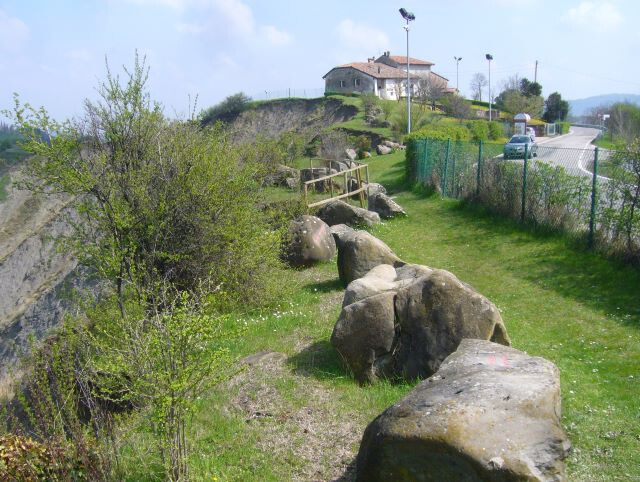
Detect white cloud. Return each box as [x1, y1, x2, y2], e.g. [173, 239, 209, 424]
[0, 9, 29, 53]
[65, 48, 93, 62]
[566, 2, 622, 31]
[336, 19, 389, 57]
[158, 0, 291, 46]
[260, 25, 291, 46]
[176, 22, 205, 34]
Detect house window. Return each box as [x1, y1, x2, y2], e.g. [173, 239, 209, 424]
[354, 78, 361, 87]
[339, 80, 346, 88]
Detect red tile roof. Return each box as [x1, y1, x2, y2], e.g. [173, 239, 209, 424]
[389, 55, 434, 66]
[323, 62, 406, 79]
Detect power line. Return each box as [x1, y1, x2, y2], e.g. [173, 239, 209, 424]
[542, 62, 640, 87]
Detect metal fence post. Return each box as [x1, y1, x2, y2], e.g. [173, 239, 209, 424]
[442, 138, 451, 196]
[521, 144, 529, 222]
[451, 143, 457, 197]
[476, 140, 483, 197]
[589, 147, 599, 248]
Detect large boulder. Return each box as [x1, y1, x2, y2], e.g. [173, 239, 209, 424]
[331, 265, 510, 383]
[285, 215, 336, 267]
[265, 164, 299, 188]
[345, 148, 357, 161]
[368, 192, 406, 219]
[376, 144, 392, 155]
[331, 292, 396, 384]
[334, 230, 403, 285]
[393, 269, 510, 379]
[356, 339, 571, 482]
[366, 183, 387, 197]
[317, 200, 380, 228]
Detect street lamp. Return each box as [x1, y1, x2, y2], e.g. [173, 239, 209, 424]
[454, 56, 462, 93]
[486, 53, 493, 122]
[400, 8, 415, 134]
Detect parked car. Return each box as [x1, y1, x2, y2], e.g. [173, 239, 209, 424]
[526, 127, 536, 141]
[503, 135, 538, 159]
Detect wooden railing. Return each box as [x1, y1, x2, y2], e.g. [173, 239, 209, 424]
[303, 158, 370, 209]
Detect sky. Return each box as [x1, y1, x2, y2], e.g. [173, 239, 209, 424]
[1, 0, 639, 120]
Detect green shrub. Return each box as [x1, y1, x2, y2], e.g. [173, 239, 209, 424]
[405, 124, 472, 142]
[488, 121, 503, 140]
[200, 92, 252, 126]
[557, 121, 571, 134]
[471, 100, 491, 108]
[466, 120, 489, 141]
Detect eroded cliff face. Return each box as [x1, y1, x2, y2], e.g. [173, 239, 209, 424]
[0, 172, 89, 390]
[227, 97, 358, 143]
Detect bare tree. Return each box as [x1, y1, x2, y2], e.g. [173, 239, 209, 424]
[416, 75, 446, 110]
[444, 94, 473, 122]
[469, 73, 488, 101]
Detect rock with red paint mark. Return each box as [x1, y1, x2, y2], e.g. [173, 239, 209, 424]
[356, 339, 571, 481]
[285, 215, 336, 267]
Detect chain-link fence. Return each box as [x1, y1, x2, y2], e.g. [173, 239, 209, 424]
[407, 138, 640, 260]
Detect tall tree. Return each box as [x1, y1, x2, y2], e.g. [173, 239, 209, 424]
[469, 73, 488, 101]
[543, 92, 570, 122]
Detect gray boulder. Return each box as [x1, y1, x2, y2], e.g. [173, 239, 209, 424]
[345, 148, 357, 161]
[329, 223, 355, 243]
[265, 164, 299, 187]
[376, 144, 392, 155]
[369, 192, 406, 219]
[393, 269, 510, 379]
[366, 183, 387, 197]
[334, 230, 403, 285]
[317, 200, 380, 228]
[331, 266, 510, 383]
[356, 339, 570, 482]
[285, 215, 336, 267]
[285, 177, 298, 190]
[331, 292, 396, 384]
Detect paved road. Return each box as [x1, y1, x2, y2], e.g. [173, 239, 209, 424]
[534, 126, 608, 179]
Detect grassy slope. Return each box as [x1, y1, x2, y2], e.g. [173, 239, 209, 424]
[119, 150, 640, 481]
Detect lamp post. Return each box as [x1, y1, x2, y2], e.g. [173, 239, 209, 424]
[400, 8, 415, 134]
[454, 56, 462, 93]
[486, 53, 493, 122]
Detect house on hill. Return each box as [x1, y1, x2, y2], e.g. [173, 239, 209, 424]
[323, 51, 455, 101]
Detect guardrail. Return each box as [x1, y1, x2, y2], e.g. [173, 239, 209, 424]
[303, 158, 370, 210]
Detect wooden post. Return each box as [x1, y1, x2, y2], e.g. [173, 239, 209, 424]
[344, 172, 348, 196]
[304, 183, 308, 211]
[365, 164, 370, 209]
[356, 167, 365, 208]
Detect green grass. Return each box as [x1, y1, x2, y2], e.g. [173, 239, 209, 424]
[593, 135, 623, 150]
[114, 145, 640, 480]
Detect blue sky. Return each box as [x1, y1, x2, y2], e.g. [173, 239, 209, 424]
[1, 0, 639, 119]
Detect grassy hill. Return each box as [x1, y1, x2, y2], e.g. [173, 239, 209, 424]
[109, 150, 640, 480]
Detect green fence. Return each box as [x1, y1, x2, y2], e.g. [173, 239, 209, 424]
[407, 138, 640, 260]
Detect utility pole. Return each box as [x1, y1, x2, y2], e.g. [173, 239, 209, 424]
[486, 54, 493, 122]
[400, 8, 416, 134]
[454, 56, 462, 93]
[534, 60, 538, 84]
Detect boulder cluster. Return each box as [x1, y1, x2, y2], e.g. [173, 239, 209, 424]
[323, 226, 570, 481]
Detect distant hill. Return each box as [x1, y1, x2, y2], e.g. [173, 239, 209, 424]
[569, 93, 640, 116]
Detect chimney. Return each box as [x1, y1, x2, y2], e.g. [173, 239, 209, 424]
[378, 66, 381, 73]
[368, 57, 375, 63]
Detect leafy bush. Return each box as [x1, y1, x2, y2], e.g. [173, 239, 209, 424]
[466, 120, 489, 141]
[557, 121, 571, 134]
[0, 434, 91, 480]
[488, 121, 503, 140]
[471, 100, 491, 108]
[405, 124, 472, 142]
[200, 92, 252, 126]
